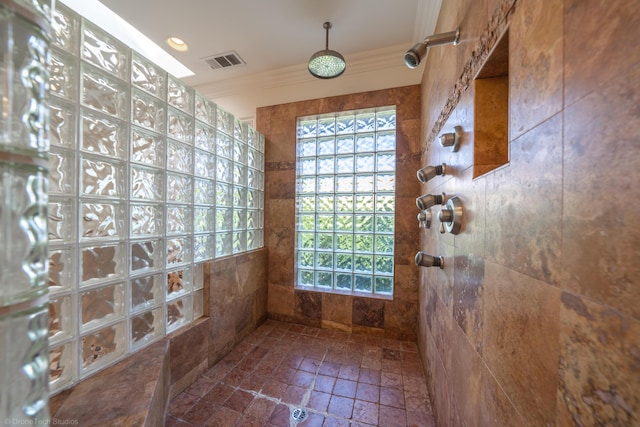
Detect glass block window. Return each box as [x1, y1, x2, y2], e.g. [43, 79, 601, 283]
[295, 108, 396, 296]
[47, 3, 264, 394]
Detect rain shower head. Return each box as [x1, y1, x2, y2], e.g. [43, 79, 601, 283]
[308, 22, 346, 79]
[404, 28, 460, 69]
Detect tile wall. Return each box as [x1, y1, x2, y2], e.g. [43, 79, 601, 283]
[418, 0, 640, 424]
[170, 248, 269, 397]
[256, 86, 422, 340]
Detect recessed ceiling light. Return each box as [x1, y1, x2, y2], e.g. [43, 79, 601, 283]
[59, 0, 194, 78]
[167, 37, 188, 52]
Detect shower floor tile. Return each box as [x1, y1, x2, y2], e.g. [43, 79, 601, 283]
[167, 320, 436, 426]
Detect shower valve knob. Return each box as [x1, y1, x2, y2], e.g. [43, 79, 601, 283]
[439, 125, 462, 152]
[438, 195, 463, 235]
[417, 209, 432, 229]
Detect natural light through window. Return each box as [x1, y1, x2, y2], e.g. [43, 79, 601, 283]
[295, 107, 396, 296]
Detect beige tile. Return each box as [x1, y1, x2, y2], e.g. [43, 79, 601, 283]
[422, 329, 438, 403]
[394, 196, 423, 240]
[509, 0, 563, 139]
[384, 300, 417, 341]
[169, 318, 209, 384]
[486, 0, 501, 16]
[485, 113, 563, 286]
[479, 364, 527, 426]
[321, 292, 352, 327]
[235, 251, 267, 300]
[434, 241, 455, 309]
[564, 0, 640, 106]
[264, 198, 294, 229]
[433, 291, 454, 376]
[453, 164, 486, 256]
[265, 228, 294, 287]
[393, 86, 422, 121]
[562, 69, 640, 319]
[483, 261, 560, 425]
[445, 89, 475, 174]
[352, 297, 385, 329]
[393, 264, 419, 302]
[453, 250, 484, 354]
[557, 292, 640, 426]
[294, 289, 322, 325]
[265, 169, 295, 200]
[267, 284, 293, 318]
[450, 323, 483, 426]
[397, 116, 423, 155]
[423, 278, 439, 334]
[395, 157, 422, 198]
[432, 346, 452, 425]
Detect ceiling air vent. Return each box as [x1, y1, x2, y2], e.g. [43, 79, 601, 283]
[202, 51, 245, 70]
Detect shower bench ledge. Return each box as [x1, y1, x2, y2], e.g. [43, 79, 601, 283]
[49, 338, 170, 427]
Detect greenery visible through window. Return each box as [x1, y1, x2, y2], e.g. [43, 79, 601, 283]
[295, 107, 396, 296]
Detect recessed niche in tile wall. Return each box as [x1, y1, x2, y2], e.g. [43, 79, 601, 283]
[473, 29, 509, 178]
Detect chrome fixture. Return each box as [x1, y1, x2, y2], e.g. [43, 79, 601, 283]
[415, 252, 444, 269]
[418, 209, 432, 229]
[416, 193, 445, 211]
[439, 126, 462, 152]
[417, 163, 446, 183]
[404, 28, 460, 69]
[308, 22, 346, 79]
[438, 196, 463, 234]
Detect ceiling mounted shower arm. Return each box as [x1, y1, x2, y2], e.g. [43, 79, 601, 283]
[323, 22, 331, 50]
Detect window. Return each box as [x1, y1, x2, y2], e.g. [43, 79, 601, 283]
[295, 107, 396, 296]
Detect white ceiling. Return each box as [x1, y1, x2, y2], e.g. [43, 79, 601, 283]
[98, 0, 442, 117]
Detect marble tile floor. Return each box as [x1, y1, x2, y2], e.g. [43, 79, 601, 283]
[167, 320, 436, 426]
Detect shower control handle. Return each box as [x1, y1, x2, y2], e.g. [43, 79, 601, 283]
[438, 195, 463, 234]
[418, 209, 432, 229]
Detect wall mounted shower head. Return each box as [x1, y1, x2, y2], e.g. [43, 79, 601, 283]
[415, 251, 444, 269]
[416, 193, 445, 210]
[404, 42, 428, 69]
[417, 164, 446, 183]
[404, 28, 460, 69]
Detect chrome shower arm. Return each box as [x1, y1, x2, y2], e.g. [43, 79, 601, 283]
[422, 29, 460, 48]
[404, 28, 460, 69]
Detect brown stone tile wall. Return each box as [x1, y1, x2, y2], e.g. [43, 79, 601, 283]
[256, 86, 422, 341]
[419, 0, 640, 425]
[204, 249, 269, 366]
[169, 248, 269, 397]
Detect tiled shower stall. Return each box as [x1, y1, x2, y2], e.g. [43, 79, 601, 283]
[5, 0, 638, 424]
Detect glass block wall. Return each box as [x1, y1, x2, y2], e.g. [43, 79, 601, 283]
[1, 0, 53, 421]
[295, 108, 396, 296]
[47, 3, 264, 393]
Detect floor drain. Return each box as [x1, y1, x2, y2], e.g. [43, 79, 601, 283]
[291, 407, 308, 423]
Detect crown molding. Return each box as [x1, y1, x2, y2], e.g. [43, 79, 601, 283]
[194, 43, 417, 100]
